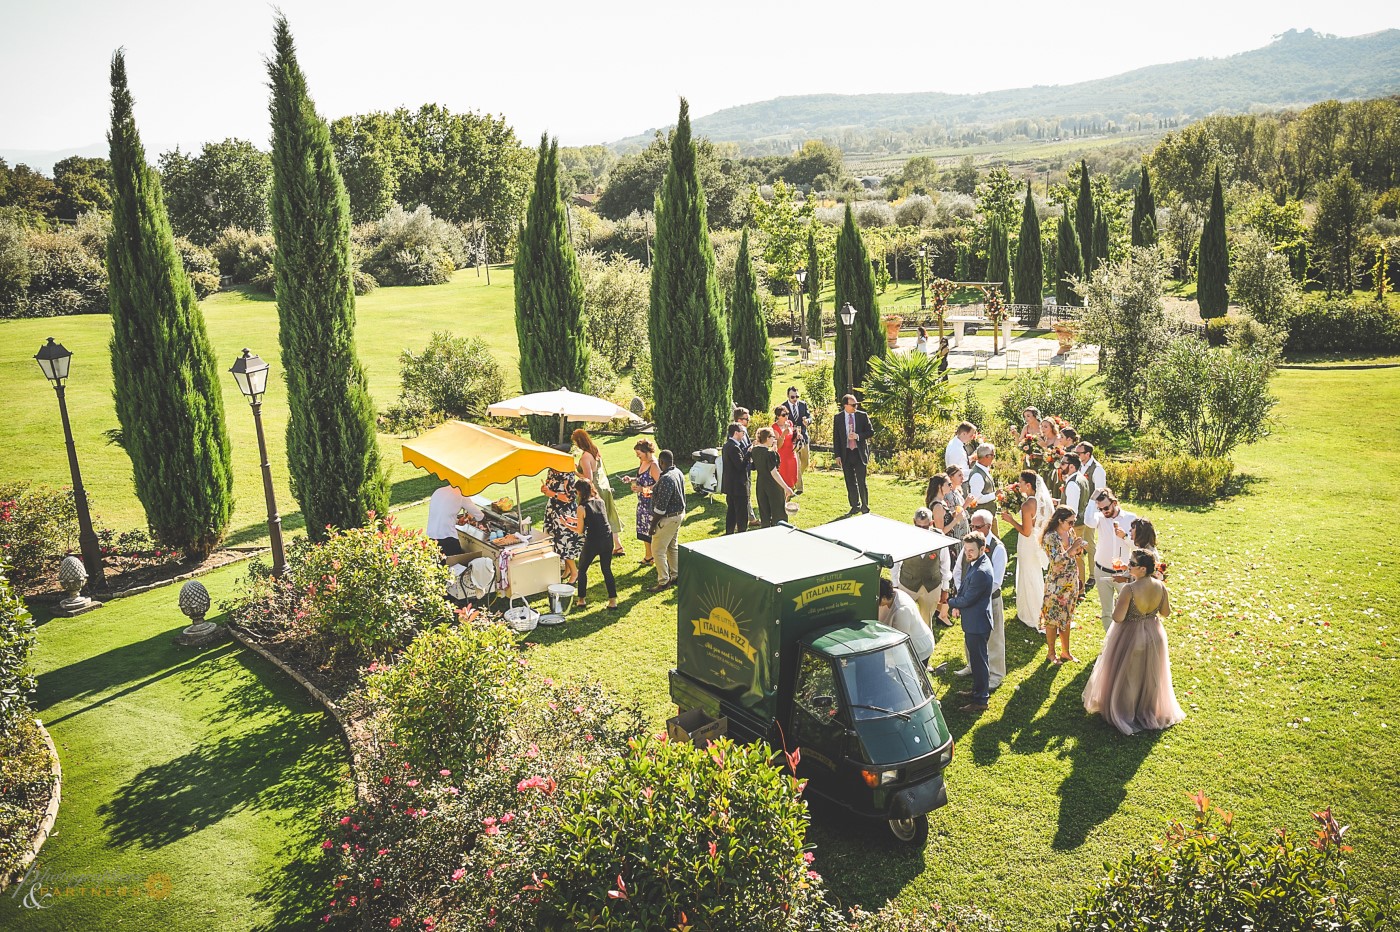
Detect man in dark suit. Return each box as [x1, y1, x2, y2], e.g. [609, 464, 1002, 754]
[947, 531, 994, 712]
[720, 421, 751, 535]
[781, 386, 811, 495]
[832, 394, 873, 515]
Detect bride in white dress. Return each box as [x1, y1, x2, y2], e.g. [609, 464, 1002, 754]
[1000, 469, 1053, 630]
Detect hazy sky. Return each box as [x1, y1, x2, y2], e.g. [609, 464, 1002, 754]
[1, 0, 1395, 157]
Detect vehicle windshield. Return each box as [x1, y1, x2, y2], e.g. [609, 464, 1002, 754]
[837, 645, 933, 720]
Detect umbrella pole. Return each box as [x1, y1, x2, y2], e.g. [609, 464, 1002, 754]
[515, 476, 524, 530]
[558, 414, 566, 446]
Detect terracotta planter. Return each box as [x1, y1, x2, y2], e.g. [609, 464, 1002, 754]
[1053, 324, 1078, 354]
[884, 315, 903, 348]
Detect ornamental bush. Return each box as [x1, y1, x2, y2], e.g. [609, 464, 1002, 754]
[579, 250, 650, 370]
[1284, 295, 1400, 355]
[358, 204, 469, 286]
[173, 236, 220, 298]
[996, 366, 1114, 443]
[210, 226, 276, 287]
[289, 514, 451, 659]
[1065, 796, 1394, 931]
[1144, 338, 1276, 459]
[0, 717, 55, 880]
[0, 565, 37, 730]
[381, 331, 507, 434]
[0, 483, 78, 583]
[1104, 455, 1234, 505]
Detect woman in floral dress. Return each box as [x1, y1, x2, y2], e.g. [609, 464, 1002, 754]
[541, 467, 582, 583]
[620, 439, 660, 565]
[1041, 505, 1086, 664]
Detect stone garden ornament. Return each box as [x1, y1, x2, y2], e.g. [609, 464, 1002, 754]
[175, 579, 224, 647]
[56, 554, 102, 616]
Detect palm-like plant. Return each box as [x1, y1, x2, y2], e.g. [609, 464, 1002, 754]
[860, 351, 955, 451]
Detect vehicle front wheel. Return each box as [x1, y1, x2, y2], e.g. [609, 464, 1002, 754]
[887, 814, 928, 846]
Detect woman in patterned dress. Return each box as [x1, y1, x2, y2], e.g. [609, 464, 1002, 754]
[541, 467, 582, 583]
[1041, 505, 1087, 664]
[943, 465, 971, 540]
[620, 439, 660, 566]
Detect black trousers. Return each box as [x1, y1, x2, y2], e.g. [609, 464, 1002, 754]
[725, 487, 750, 535]
[841, 451, 869, 509]
[577, 538, 616, 600]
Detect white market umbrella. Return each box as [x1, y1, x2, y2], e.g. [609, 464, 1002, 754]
[487, 387, 642, 444]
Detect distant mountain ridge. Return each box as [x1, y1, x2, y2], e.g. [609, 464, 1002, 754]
[611, 28, 1400, 152]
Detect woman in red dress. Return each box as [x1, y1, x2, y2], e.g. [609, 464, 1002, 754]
[771, 406, 800, 491]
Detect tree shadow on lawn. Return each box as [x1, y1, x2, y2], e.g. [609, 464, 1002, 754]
[801, 794, 930, 911]
[96, 710, 345, 850]
[247, 833, 340, 932]
[225, 510, 307, 548]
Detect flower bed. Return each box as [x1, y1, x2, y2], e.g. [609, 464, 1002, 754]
[0, 717, 60, 887]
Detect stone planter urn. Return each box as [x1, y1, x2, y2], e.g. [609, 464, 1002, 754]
[55, 555, 102, 616]
[884, 314, 903, 349]
[1052, 322, 1078, 355]
[175, 579, 223, 647]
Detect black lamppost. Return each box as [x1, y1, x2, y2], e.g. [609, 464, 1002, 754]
[795, 268, 808, 348]
[839, 302, 857, 397]
[34, 338, 105, 588]
[918, 245, 928, 311]
[229, 349, 286, 576]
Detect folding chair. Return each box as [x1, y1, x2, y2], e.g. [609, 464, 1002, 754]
[1002, 348, 1020, 378]
[971, 350, 990, 379]
[1036, 346, 1052, 368]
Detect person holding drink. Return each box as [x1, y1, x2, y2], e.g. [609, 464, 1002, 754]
[620, 439, 661, 566]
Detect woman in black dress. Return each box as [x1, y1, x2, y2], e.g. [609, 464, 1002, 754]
[568, 479, 618, 610]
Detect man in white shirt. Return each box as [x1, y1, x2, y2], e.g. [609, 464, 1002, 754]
[879, 578, 934, 667]
[892, 507, 946, 627]
[944, 421, 976, 472]
[946, 511, 1007, 690]
[1073, 441, 1107, 590]
[426, 483, 481, 566]
[1083, 487, 1137, 631]
[965, 443, 998, 531]
[1058, 453, 1090, 589]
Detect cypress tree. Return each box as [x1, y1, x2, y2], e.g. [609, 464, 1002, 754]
[515, 133, 589, 443]
[1197, 166, 1229, 319]
[1131, 162, 1158, 247]
[1014, 182, 1044, 318]
[729, 229, 771, 415]
[987, 218, 1011, 306]
[268, 16, 386, 539]
[1075, 159, 1095, 274]
[804, 229, 822, 347]
[833, 203, 884, 398]
[1056, 213, 1084, 307]
[647, 98, 732, 456]
[106, 50, 233, 559]
[1092, 206, 1110, 272]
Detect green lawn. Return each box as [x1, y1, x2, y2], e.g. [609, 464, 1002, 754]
[0, 569, 350, 930]
[4, 275, 1398, 929]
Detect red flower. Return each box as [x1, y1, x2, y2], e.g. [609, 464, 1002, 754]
[321, 838, 333, 849]
[390, 918, 402, 929]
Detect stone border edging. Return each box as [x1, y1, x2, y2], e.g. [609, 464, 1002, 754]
[98, 547, 265, 603]
[0, 719, 63, 893]
[1277, 362, 1400, 370]
[226, 627, 369, 802]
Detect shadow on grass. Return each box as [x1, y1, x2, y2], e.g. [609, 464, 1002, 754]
[802, 793, 929, 912]
[248, 835, 339, 932]
[225, 510, 307, 548]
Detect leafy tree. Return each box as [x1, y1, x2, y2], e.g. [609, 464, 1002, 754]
[1080, 246, 1171, 430]
[833, 203, 884, 398]
[159, 138, 272, 244]
[578, 250, 649, 370]
[268, 15, 387, 539]
[976, 167, 1020, 232]
[598, 131, 746, 229]
[860, 351, 954, 451]
[1130, 161, 1157, 247]
[1145, 338, 1277, 458]
[1238, 191, 1308, 279]
[329, 112, 414, 223]
[781, 140, 844, 187]
[950, 156, 979, 196]
[515, 135, 589, 443]
[1075, 159, 1096, 274]
[986, 218, 1011, 305]
[748, 180, 813, 293]
[1312, 169, 1371, 294]
[1015, 182, 1044, 314]
[1230, 230, 1300, 326]
[886, 156, 942, 198]
[52, 156, 112, 220]
[805, 229, 823, 346]
[1056, 209, 1084, 306]
[106, 50, 233, 558]
[647, 99, 732, 456]
[1197, 167, 1229, 318]
[0, 161, 58, 216]
[729, 229, 771, 414]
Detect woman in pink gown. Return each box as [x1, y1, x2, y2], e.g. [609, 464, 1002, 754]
[771, 406, 799, 491]
[1082, 549, 1186, 736]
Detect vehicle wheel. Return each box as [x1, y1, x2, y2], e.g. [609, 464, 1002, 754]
[887, 814, 928, 846]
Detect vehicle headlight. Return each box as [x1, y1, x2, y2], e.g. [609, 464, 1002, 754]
[879, 769, 900, 786]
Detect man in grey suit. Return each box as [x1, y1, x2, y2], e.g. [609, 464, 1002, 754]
[947, 531, 994, 713]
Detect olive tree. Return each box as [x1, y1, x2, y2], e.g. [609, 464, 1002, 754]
[1145, 337, 1277, 458]
[1079, 247, 1171, 430]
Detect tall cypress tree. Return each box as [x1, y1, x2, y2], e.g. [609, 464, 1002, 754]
[804, 229, 822, 347]
[729, 229, 771, 415]
[106, 50, 233, 558]
[1197, 166, 1230, 319]
[1092, 206, 1110, 272]
[1075, 159, 1095, 274]
[516, 133, 589, 443]
[268, 16, 386, 539]
[1056, 213, 1084, 307]
[648, 98, 732, 456]
[986, 218, 1011, 305]
[1131, 162, 1158, 247]
[1014, 182, 1044, 317]
[833, 203, 884, 398]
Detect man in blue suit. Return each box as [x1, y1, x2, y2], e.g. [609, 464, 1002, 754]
[947, 531, 994, 712]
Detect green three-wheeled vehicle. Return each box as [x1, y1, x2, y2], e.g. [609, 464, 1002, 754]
[669, 514, 960, 845]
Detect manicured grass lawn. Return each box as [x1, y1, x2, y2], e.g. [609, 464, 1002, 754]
[0, 568, 350, 931]
[5, 274, 1398, 929]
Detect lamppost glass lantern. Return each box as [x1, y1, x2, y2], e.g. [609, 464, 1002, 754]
[34, 337, 73, 385]
[795, 268, 806, 287]
[229, 348, 270, 402]
[839, 303, 856, 328]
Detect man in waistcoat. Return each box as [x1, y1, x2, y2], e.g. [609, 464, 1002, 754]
[892, 507, 945, 628]
[1059, 453, 1091, 591]
[1073, 441, 1106, 592]
[945, 510, 1006, 691]
[966, 443, 998, 533]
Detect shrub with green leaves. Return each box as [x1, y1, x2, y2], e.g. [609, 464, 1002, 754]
[358, 204, 468, 286]
[579, 250, 650, 370]
[860, 351, 953, 452]
[289, 514, 450, 659]
[0, 717, 55, 879]
[0, 565, 37, 729]
[1065, 795, 1394, 931]
[1144, 338, 1276, 459]
[381, 331, 507, 434]
[1284, 294, 1400, 355]
[0, 483, 78, 583]
[1105, 456, 1234, 505]
[210, 226, 276, 287]
[173, 235, 220, 298]
[997, 366, 1113, 443]
[847, 902, 1004, 931]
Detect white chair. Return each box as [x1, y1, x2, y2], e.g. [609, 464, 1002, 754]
[1036, 346, 1052, 368]
[1002, 348, 1021, 378]
[971, 350, 990, 379]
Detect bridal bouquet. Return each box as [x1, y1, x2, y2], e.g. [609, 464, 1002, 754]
[996, 482, 1027, 514]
